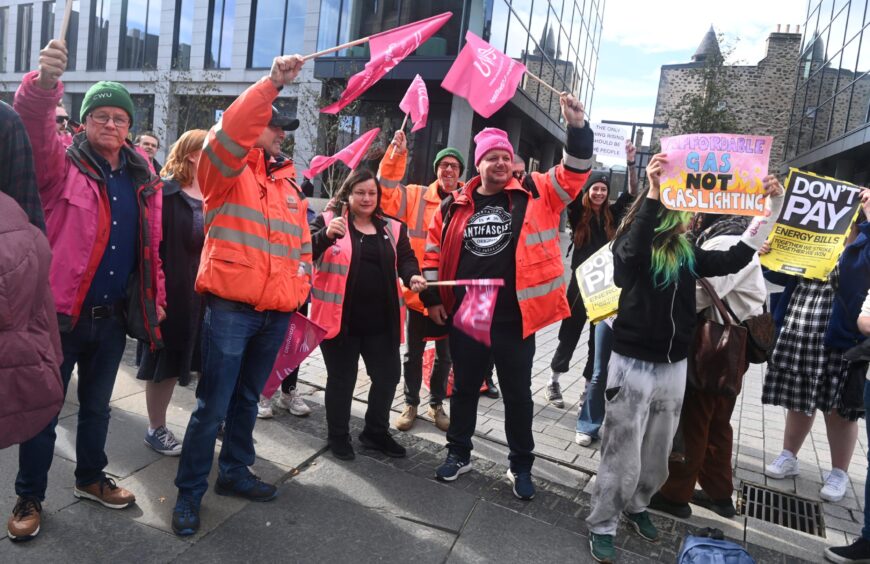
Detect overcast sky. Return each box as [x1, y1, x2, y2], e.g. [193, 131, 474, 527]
[592, 0, 811, 156]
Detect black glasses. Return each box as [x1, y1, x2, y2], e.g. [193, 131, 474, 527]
[89, 113, 130, 127]
[512, 171, 525, 180]
[56, 116, 70, 124]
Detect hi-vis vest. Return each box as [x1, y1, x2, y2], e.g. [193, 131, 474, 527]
[311, 211, 406, 340]
[194, 78, 312, 312]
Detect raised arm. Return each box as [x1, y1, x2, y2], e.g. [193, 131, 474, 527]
[377, 130, 411, 221]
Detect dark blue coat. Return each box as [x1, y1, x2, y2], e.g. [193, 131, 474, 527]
[825, 222, 870, 350]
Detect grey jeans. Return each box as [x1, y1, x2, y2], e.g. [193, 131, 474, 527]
[587, 352, 687, 536]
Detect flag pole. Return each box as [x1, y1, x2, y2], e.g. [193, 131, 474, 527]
[59, 0, 74, 43]
[524, 70, 562, 97]
[303, 36, 372, 61]
[426, 281, 459, 287]
[389, 113, 409, 159]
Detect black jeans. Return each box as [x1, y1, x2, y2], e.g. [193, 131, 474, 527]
[447, 323, 536, 472]
[403, 309, 450, 406]
[321, 331, 401, 440]
[550, 274, 595, 378]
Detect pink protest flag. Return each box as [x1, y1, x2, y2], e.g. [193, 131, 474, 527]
[321, 12, 452, 114]
[453, 278, 505, 346]
[261, 313, 328, 399]
[399, 74, 429, 132]
[441, 31, 526, 119]
[303, 127, 381, 179]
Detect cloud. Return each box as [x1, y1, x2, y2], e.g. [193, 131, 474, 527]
[602, 0, 807, 62]
[594, 76, 659, 100]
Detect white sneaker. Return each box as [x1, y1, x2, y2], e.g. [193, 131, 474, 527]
[765, 451, 799, 479]
[575, 432, 593, 447]
[820, 469, 850, 502]
[277, 388, 311, 417]
[256, 396, 274, 419]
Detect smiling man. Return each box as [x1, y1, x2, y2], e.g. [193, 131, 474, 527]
[8, 38, 166, 542]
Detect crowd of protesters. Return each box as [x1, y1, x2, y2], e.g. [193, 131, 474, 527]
[3, 35, 870, 564]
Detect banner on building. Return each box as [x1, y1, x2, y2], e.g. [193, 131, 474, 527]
[760, 168, 863, 280]
[576, 243, 620, 323]
[658, 133, 773, 216]
[591, 122, 629, 160]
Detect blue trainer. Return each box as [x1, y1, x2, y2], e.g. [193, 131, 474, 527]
[172, 495, 200, 537]
[214, 474, 278, 502]
[506, 469, 535, 500]
[435, 454, 472, 482]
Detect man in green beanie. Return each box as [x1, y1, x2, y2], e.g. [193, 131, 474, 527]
[7, 38, 165, 542]
[376, 130, 465, 434]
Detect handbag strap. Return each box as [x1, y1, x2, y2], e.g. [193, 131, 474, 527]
[697, 278, 737, 326]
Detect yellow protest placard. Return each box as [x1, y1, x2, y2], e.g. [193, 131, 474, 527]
[761, 168, 863, 280]
[576, 243, 620, 323]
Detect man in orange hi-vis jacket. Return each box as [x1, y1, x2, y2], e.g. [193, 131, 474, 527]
[377, 135, 466, 433]
[423, 93, 593, 501]
[172, 54, 311, 537]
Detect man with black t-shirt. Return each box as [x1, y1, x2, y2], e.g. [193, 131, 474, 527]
[421, 93, 593, 501]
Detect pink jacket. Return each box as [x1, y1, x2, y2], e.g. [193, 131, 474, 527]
[0, 192, 64, 448]
[14, 72, 166, 338]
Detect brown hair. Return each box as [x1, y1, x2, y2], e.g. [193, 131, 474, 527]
[573, 190, 616, 247]
[160, 129, 207, 187]
[327, 169, 383, 217]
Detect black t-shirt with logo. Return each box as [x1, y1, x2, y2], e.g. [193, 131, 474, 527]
[455, 189, 520, 322]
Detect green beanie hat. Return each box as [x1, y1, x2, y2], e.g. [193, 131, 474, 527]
[80, 81, 135, 126]
[433, 147, 465, 176]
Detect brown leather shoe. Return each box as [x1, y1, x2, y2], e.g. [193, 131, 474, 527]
[74, 477, 136, 509]
[394, 404, 417, 431]
[427, 404, 450, 432]
[7, 496, 42, 541]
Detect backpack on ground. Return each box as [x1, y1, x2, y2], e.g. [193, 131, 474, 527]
[677, 527, 755, 564]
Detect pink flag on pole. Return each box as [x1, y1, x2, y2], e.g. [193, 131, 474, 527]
[441, 31, 526, 119]
[303, 127, 381, 179]
[261, 313, 328, 399]
[453, 278, 505, 346]
[398, 74, 429, 132]
[321, 12, 452, 115]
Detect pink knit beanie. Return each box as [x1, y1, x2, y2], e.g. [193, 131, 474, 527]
[473, 128, 514, 166]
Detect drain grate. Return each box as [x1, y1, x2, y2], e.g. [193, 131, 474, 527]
[737, 482, 826, 537]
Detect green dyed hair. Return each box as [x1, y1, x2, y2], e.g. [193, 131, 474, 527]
[650, 209, 695, 289]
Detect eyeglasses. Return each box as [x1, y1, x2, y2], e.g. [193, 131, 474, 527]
[89, 113, 130, 127]
[438, 162, 460, 171]
[56, 115, 70, 124]
[512, 171, 526, 180]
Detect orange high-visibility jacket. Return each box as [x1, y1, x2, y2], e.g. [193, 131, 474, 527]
[422, 148, 593, 339]
[377, 150, 463, 314]
[195, 78, 312, 312]
[310, 210, 406, 340]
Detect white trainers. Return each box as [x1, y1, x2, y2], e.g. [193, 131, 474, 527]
[765, 451, 799, 479]
[256, 396, 274, 419]
[575, 432, 593, 447]
[277, 388, 311, 417]
[820, 469, 850, 502]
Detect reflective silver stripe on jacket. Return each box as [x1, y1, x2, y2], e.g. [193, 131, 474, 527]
[318, 262, 349, 275]
[423, 270, 439, 282]
[563, 150, 593, 171]
[301, 242, 312, 255]
[311, 287, 343, 304]
[380, 178, 400, 188]
[548, 168, 573, 205]
[397, 185, 408, 218]
[525, 228, 558, 246]
[299, 262, 312, 276]
[408, 196, 429, 239]
[517, 277, 564, 302]
[206, 202, 267, 227]
[214, 127, 248, 159]
[208, 225, 288, 256]
[203, 145, 246, 178]
[268, 218, 303, 237]
[425, 244, 440, 254]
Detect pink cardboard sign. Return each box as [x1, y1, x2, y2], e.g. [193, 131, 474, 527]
[659, 133, 773, 216]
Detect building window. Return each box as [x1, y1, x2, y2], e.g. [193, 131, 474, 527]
[172, 0, 194, 69]
[87, 0, 109, 70]
[0, 7, 9, 72]
[119, 0, 160, 69]
[205, 0, 235, 69]
[15, 4, 33, 73]
[40, 1, 55, 50]
[130, 94, 155, 134]
[248, 0, 306, 69]
[62, 1, 79, 70]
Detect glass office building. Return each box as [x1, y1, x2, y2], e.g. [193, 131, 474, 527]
[785, 0, 870, 184]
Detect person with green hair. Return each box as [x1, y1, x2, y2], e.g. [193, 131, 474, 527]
[585, 153, 784, 563]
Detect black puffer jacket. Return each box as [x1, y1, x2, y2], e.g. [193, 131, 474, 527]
[611, 198, 755, 363]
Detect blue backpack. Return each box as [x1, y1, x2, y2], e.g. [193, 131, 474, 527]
[678, 528, 755, 564]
